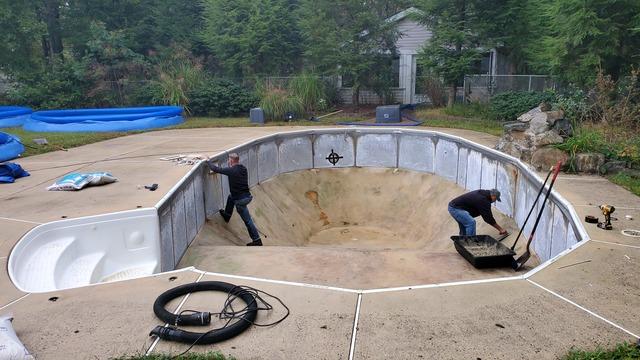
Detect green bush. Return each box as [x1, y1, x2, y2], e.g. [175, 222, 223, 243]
[188, 79, 258, 117]
[8, 60, 96, 109]
[562, 342, 640, 360]
[288, 73, 327, 113]
[259, 88, 304, 121]
[489, 91, 556, 121]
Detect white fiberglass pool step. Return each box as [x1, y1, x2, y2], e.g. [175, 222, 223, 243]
[100, 262, 158, 283]
[56, 252, 106, 290]
[17, 236, 75, 292]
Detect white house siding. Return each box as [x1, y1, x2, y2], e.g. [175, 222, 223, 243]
[396, 19, 432, 53]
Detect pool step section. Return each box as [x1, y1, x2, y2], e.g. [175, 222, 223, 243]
[8, 208, 161, 293]
[15, 236, 76, 293]
[56, 252, 106, 290]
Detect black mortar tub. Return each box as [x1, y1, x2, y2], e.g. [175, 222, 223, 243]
[450, 235, 516, 269]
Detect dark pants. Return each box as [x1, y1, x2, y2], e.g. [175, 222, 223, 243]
[448, 205, 476, 236]
[224, 195, 261, 241]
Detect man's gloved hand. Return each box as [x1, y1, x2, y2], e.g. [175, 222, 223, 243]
[499, 229, 508, 236]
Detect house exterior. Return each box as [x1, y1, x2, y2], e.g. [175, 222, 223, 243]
[339, 7, 508, 105]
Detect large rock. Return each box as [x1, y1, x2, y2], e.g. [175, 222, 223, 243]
[533, 130, 564, 147]
[575, 152, 605, 173]
[545, 110, 564, 125]
[552, 118, 574, 138]
[599, 160, 627, 175]
[527, 112, 552, 134]
[531, 147, 569, 171]
[503, 121, 528, 132]
[517, 106, 541, 123]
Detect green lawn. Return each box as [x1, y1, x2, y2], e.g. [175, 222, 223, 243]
[3, 110, 503, 158]
[114, 351, 234, 360]
[562, 342, 640, 360]
[609, 173, 640, 197]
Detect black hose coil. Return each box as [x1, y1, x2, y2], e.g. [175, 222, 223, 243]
[151, 281, 258, 344]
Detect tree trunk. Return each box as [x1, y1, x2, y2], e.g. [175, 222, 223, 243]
[44, 0, 63, 60]
[447, 84, 457, 108]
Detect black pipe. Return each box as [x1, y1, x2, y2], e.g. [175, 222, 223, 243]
[150, 281, 257, 344]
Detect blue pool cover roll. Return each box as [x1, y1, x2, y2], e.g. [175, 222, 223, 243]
[24, 106, 184, 132]
[0, 132, 25, 162]
[0, 106, 32, 128]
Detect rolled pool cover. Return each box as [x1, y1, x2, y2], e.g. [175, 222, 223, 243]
[23, 106, 184, 132]
[0, 132, 25, 163]
[0, 106, 32, 128]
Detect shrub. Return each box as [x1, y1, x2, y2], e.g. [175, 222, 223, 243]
[151, 59, 204, 113]
[419, 76, 447, 107]
[259, 89, 304, 121]
[488, 91, 556, 121]
[8, 59, 96, 109]
[188, 79, 258, 117]
[288, 73, 327, 113]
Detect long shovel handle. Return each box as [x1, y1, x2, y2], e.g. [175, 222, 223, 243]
[514, 161, 562, 269]
[510, 167, 554, 251]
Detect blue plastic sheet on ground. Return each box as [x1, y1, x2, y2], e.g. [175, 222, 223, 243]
[24, 106, 184, 132]
[0, 106, 32, 128]
[0, 163, 30, 183]
[0, 132, 25, 162]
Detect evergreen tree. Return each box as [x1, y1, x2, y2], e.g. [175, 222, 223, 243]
[200, 0, 302, 77]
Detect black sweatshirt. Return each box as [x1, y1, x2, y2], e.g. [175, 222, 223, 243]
[208, 162, 251, 200]
[448, 189, 497, 225]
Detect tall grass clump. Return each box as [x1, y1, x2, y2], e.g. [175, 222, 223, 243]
[288, 73, 327, 113]
[259, 88, 304, 121]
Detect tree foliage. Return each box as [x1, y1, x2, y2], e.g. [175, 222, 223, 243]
[200, 0, 302, 77]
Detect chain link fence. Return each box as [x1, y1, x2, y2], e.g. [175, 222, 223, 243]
[463, 75, 556, 103]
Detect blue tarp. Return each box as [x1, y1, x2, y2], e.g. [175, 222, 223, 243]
[0, 163, 30, 183]
[0, 106, 32, 128]
[0, 132, 25, 162]
[23, 106, 184, 132]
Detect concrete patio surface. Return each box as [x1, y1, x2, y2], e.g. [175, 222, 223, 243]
[1, 126, 638, 359]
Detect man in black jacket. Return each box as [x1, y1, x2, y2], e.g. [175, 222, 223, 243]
[448, 189, 508, 237]
[207, 153, 262, 246]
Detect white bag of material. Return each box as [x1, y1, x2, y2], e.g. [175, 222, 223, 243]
[0, 313, 34, 360]
[47, 172, 118, 191]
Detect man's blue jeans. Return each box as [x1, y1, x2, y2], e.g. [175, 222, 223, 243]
[224, 195, 261, 241]
[448, 205, 476, 236]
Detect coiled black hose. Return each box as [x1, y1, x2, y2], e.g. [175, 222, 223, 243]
[150, 281, 258, 344]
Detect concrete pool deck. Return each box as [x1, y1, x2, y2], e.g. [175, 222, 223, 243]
[1, 126, 638, 359]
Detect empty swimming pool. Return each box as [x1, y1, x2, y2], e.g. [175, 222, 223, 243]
[8, 128, 588, 292]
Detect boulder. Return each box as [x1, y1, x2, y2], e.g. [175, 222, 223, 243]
[544, 110, 564, 125]
[533, 130, 564, 147]
[599, 160, 627, 175]
[575, 153, 605, 173]
[552, 118, 574, 138]
[527, 112, 552, 134]
[517, 106, 541, 123]
[503, 121, 528, 132]
[531, 147, 569, 171]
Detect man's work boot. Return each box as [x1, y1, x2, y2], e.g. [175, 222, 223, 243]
[219, 209, 230, 223]
[246, 239, 263, 246]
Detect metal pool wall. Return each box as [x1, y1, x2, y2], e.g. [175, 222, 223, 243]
[156, 128, 588, 272]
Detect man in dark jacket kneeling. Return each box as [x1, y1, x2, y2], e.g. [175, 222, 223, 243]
[448, 189, 507, 237]
[207, 153, 262, 246]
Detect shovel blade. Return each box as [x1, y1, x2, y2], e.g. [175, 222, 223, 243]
[513, 251, 530, 271]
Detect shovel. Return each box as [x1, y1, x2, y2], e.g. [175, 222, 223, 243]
[513, 161, 562, 270]
[508, 166, 554, 250]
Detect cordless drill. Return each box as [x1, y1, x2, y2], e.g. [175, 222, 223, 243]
[597, 204, 615, 230]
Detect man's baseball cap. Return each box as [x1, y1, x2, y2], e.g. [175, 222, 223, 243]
[490, 189, 502, 202]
